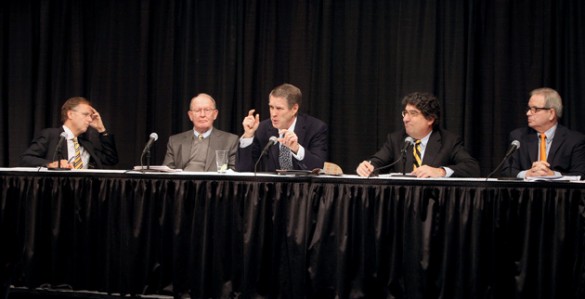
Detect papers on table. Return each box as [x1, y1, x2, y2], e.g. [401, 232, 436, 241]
[524, 175, 581, 182]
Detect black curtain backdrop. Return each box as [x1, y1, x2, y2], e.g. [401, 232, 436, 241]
[1, 0, 584, 175]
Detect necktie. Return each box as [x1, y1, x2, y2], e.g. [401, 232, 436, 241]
[198, 134, 203, 141]
[73, 138, 83, 169]
[539, 133, 547, 161]
[279, 144, 293, 170]
[413, 139, 422, 170]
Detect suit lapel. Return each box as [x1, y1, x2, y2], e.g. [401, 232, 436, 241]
[58, 128, 69, 160]
[525, 129, 538, 163]
[180, 132, 193, 169]
[205, 130, 219, 171]
[548, 125, 566, 164]
[422, 130, 440, 166]
[291, 115, 307, 168]
[77, 135, 96, 168]
[294, 114, 307, 147]
[267, 126, 280, 169]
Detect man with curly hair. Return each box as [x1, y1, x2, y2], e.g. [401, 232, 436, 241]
[356, 92, 479, 178]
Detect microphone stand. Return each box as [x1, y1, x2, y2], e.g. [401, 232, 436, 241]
[369, 155, 404, 177]
[254, 149, 268, 175]
[48, 138, 70, 171]
[486, 154, 513, 180]
[401, 147, 407, 176]
[254, 138, 278, 175]
[145, 149, 151, 170]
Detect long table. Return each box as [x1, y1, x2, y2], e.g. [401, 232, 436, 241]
[1, 168, 584, 299]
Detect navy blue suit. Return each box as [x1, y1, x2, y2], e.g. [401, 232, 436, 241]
[369, 128, 480, 177]
[19, 127, 119, 168]
[502, 125, 585, 178]
[236, 113, 328, 172]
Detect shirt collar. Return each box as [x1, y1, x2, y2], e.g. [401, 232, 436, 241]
[62, 125, 76, 140]
[280, 117, 298, 136]
[194, 127, 213, 139]
[540, 125, 557, 143]
[416, 130, 433, 148]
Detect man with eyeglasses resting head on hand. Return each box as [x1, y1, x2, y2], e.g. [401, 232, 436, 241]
[19, 96, 118, 169]
[356, 92, 480, 178]
[502, 87, 585, 179]
[163, 93, 239, 171]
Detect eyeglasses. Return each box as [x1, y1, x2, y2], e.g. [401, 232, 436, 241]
[72, 110, 92, 118]
[191, 108, 216, 115]
[401, 110, 422, 118]
[526, 106, 551, 113]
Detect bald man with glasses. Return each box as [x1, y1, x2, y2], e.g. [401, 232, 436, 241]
[163, 93, 238, 171]
[502, 88, 585, 178]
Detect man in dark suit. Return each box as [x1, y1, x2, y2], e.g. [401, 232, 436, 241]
[19, 97, 118, 168]
[163, 93, 239, 171]
[502, 88, 585, 178]
[356, 92, 479, 178]
[236, 83, 328, 172]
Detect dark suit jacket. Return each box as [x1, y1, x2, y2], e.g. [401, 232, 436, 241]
[162, 128, 239, 171]
[19, 127, 119, 168]
[370, 128, 480, 177]
[501, 125, 585, 178]
[236, 113, 328, 172]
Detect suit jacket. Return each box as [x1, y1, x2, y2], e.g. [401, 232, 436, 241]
[19, 127, 119, 168]
[236, 113, 328, 172]
[163, 128, 239, 171]
[370, 128, 480, 177]
[501, 125, 585, 178]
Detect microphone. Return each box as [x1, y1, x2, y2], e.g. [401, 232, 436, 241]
[254, 136, 279, 173]
[401, 137, 415, 153]
[504, 140, 521, 158]
[48, 132, 70, 171]
[142, 132, 158, 155]
[369, 137, 415, 176]
[140, 132, 158, 170]
[487, 140, 520, 179]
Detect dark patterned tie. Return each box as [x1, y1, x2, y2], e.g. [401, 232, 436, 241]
[413, 139, 422, 170]
[279, 144, 293, 170]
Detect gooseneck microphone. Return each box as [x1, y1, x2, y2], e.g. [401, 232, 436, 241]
[48, 132, 70, 171]
[369, 137, 415, 177]
[486, 140, 520, 179]
[254, 136, 279, 174]
[140, 132, 158, 170]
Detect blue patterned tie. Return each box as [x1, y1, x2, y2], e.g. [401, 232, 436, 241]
[279, 144, 293, 170]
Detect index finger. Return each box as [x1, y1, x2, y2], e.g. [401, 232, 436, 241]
[247, 109, 256, 116]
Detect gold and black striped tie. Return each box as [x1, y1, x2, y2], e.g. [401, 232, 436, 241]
[73, 138, 83, 169]
[413, 139, 422, 170]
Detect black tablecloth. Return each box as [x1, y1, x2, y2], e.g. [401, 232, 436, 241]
[1, 170, 584, 298]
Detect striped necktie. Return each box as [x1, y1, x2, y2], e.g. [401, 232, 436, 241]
[73, 138, 83, 169]
[539, 133, 547, 161]
[413, 139, 422, 170]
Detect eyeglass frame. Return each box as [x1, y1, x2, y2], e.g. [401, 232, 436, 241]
[526, 106, 551, 114]
[401, 109, 423, 118]
[190, 108, 217, 115]
[71, 109, 93, 118]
